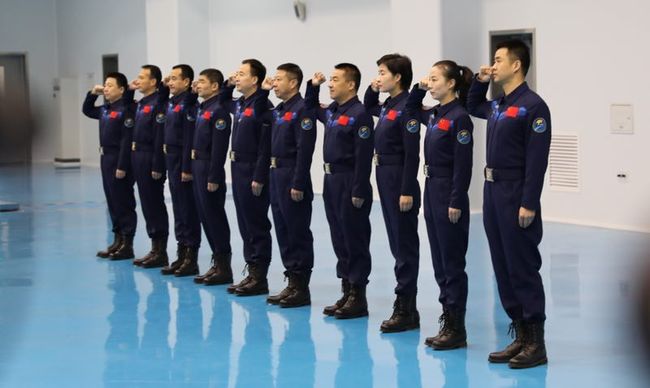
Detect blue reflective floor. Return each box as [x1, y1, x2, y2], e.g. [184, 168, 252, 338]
[1, 164, 649, 387]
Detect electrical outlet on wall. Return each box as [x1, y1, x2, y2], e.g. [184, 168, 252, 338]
[610, 104, 634, 134]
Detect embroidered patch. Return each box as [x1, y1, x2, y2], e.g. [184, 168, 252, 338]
[358, 126, 371, 139]
[532, 117, 547, 133]
[215, 118, 227, 130]
[156, 113, 166, 124]
[437, 119, 451, 131]
[338, 115, 350, 126]
[243, 107, 254, 117]
[301, 118, 313, 130]
[202, 111, 212, 120]
[457, 129, 472, 145]
[386, 109, 399, 121]
[406, 119, 419, 133]
[142, 105, 152, 114]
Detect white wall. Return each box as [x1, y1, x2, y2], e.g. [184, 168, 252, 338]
[481, 0, 650, 232]
[0, 0, 59, 163]
[57, 0, 147, 166]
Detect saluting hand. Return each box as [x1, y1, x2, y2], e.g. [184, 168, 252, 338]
[477, 66, 494, 83]
[448, 207, 461, 224]
[518, 207, 536, 228]
[162, 75, 171, 86]
[227, 72, 237, 86]
[371, 78, 380, 93]
[115, 169, 126, 179]
[262, 77, 274, 91]
[418, 77, 430, 91]
[191, 80, 199, 94]
[129, 80, 139, 91]
[312, 72, 326, 86]
[91, 85, 104, 95]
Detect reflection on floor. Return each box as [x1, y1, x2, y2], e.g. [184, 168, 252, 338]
[0, 164, 649, 387]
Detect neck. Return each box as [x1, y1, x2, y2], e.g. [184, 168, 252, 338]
[438, 93, 455, 106]
[203, 91, 218, 101]
[335, 93, 356, 106]
[502, 77, 525, 96]
[281, 90, 299, 103]
[141, 88, 155, 98]
[388, 87, 403, 98]
[107, 96, 121, 104]
[173, 88, 188, 97]
[243, 86, 258, 99]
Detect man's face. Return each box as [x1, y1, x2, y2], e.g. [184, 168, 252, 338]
[137, 68, 156, 94]
[272, 70, 296, 101]
[168, 68, 189, 95]
[235, 63, 257, 95]
[491, 48, 518, 85]
[328, 68, 353, 101]
[103, 77, 124, 102]
[196, 75, 218, 99]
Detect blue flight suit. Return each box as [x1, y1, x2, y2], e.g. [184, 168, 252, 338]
[364, 87, 421, 296]
[305, 81, 374, 286]
[267, 91, 317, 275]
[131, 86, 169, 240]
[163, 90, 201, 249]
[407, 87, 473, 311]
[467, 80, 551, 322]
[82, 91, 137, 238]
[222, 84, 273, 266]
[190, 93, 232, 256]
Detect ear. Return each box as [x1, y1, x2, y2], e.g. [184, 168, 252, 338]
[289, 78, 298, 90]
[251, 76, 259, 87]
[212, 82, 220, 93]
[394, 73, 402, 84]
[512, 59, 522, 74]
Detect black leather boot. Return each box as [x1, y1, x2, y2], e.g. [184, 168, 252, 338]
[425, 308, 448, 347]
[280, 271, 311, 308]
[109, 235, 135, 260]
[174, 246, 199, 277]
[203, 252, 234, 285]
[133, 238, 156, 266]
[323, 279, 350, 316]
[267, 271, 294, 305]
[141, 236, 169, 268]
[97, 233, 121, 258]
[508, 321, 547, 369]
[194, 254, 219, 284]
[429, 308, 467, 350]
[380, 294, 420, 333]
[488, 320, 524, 363]
[335, 284, 368, 319]
[227, 264, 252, 294]
[161, 244, 185, 275]
[235, 262, 269, 296]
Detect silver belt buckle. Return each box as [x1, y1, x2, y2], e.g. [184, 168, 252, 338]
[99, 146, 104, 155]
[131, 142, 136, 152]
[373, 154, 379, 166]
[323, 163, 331, 174]
[270, 157, 277, 168]
[229, 151, 236, 161]
[485, 167, 495, 182]
[423, 165, 429, 178]
[163, 144, 168, 155]
[191, 149, 196, 160]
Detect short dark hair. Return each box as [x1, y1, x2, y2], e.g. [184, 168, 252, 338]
[199, 68, 224, 86]
[496, 39, 531, 76]
[172, 64, 194, 83]
[141, 64, 162, 86]
[242, 58, 266, 87]
[334, 63, 361, 92]
[376, 54, 413, 91]
[105, 72, 127, 89]
[276, 63, 303, 89]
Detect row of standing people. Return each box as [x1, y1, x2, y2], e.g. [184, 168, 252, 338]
[82, 38, 550, 369]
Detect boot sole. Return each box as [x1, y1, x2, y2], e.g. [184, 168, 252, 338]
[380, 322, 420, 333]
[235, 289, 269, 296]
[488, 355, 514, 363]
[280, 300, 311, 308]
[203, 278, 234, 286]
[508, 357, 548, 369]
[108, 256, 135, 261]
[334, 310, 369, 319]
[431, 340, 467, 350]
[174, 271, 200, 277]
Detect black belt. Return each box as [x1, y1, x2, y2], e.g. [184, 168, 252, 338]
[424, 165, 453, 178]
[229, 151, 258, 163]
[484, 167, 524, 182]
[323, 162, 354, 174]
[131, 142, 154, 152]
[373, 153, 404, 166]
[99, 146, 119, 155]
[191, 149, 210, 160]
[163, 144, 181, 155]
[270, 156, 296, 168]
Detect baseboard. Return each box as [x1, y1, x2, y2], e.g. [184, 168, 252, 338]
[54, 157, 81, 169]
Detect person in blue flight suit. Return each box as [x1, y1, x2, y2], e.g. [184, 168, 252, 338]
[408, 60, 474, 350]
[188, 68, 234, 286]
[220, 59, 273, 296]
[128, 65, 171, 268]
[159, 64, 202, 277]
[364, 54, 421, 332]
[82, 72, 137, 260]
[467, 39, 551, 369]
[305, 64, 374, 319]
[260, 63, 317, 308]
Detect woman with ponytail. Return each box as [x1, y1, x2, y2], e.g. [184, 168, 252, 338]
[405, 60, 474, 350]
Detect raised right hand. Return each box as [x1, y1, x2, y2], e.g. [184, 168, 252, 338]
[91, 85, 104, 95]
[312, 72, 326, 86]
[477, 66, 493, 83]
